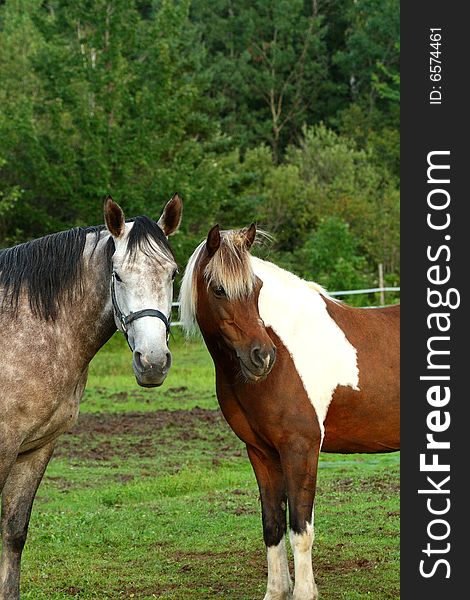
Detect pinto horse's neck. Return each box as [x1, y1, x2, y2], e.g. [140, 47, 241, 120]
[251, 258, 360, 439]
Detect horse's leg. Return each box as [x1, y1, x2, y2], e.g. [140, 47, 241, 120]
[0, 454, 16, 496]
[0, 429, 20, 494]
[247, 445, 292, 600]
[0, 441, 55, 600]
[280, 438, 321, 600]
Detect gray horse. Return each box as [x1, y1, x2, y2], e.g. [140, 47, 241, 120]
[0, 195, 182, 599]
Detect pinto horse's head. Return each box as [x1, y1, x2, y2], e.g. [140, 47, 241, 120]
[180, 224, 276, 382]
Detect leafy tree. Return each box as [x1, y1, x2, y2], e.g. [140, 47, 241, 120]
[0, 0, 226, 262]
[288, 216, 370, 290]
[191, 0, 327, 161]
[0, 157, 21, 244]
[0, 0, 53, 241]
[0, 0, 400, 301]
[214, 145, 272, 229]
[333, 0, 400, 176]
[333, 0, 399, 120]
[286, 124, 399, 274]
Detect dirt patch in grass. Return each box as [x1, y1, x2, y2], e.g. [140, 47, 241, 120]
[322, 472, 399, 498]
[359, 472, 400, 497]
[319, 557, 378, 573]
[69, 407, 224, 435]
[54, 408, 241, 463]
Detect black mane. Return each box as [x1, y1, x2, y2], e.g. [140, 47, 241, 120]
[126, 215, 174, 261]
[0, 216, 172, 320]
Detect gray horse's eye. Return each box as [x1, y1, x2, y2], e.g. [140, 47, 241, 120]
[113, 271, 123, 283]
[172, 269, 178, 280]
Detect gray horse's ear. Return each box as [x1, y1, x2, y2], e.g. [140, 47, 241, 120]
[244, 223, 257, 250]
[104, 196, 126, 238]
[158, 193, 183, 237]
[206, 224, 221, 258]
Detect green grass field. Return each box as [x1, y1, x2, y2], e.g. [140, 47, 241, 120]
[17, 331, 399, 599]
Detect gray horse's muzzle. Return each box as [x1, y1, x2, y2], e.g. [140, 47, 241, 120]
[132, 350, 172, 387]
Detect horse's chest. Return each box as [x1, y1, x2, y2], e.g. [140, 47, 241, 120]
[218, 377, 320, 452]
[18, 368, 88, 453]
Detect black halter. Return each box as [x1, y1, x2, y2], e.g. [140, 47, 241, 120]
[111, 271, 171, 341]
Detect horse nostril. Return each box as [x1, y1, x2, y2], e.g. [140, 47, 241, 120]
[135, 350, 171, 373]
[134, 351, 145, 371]
[271, 346, 277, 365]
[164, 352, 172, 372]
[250, 346, 264, 368]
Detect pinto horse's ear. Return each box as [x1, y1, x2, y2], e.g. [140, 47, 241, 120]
[244, 223, 257, 250]
[158, 193, 183, 237]
[104, 196, 126, 238]
[206, 224, 221, 258]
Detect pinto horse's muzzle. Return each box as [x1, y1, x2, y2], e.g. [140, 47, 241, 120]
[238, 343, 276, 382]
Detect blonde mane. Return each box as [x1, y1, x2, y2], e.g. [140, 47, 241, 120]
[179, 228, 339, 336]
[179, 229, 257, 336]
[306, 280, 332, 297]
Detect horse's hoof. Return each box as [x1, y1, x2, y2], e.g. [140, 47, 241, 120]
[263, 591, 291, 600]
[292, 584, 318, 600]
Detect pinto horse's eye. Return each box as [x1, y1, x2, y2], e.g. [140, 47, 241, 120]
[113, 271, 123, 283]
[213, 285, 226, 298]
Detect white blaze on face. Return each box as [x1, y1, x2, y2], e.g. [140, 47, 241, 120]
[252, 257, 359, 442]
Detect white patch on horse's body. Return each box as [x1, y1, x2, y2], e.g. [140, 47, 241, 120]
[252, 257, 359, 440]
[289, 521, 317, 600]
[265, 536, 292, 600]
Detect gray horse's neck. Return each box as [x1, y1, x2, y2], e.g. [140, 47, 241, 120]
[3, 230, 117, 372]
[0, 230, 117, 444]
[65, 231, 116, 365]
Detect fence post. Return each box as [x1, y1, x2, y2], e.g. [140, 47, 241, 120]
[378, 263, 385, 305]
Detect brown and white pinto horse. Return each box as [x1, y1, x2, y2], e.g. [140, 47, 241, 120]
[179, 224, 399, 600]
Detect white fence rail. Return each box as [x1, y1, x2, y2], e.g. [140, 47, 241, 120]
[329, 286, 400, 297]
[169, 286, 400, 327]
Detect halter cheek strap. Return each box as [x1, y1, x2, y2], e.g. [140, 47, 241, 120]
[111, 272, 171, 341]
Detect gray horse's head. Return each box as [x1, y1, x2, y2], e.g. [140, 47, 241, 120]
[104, 195, 182, 387]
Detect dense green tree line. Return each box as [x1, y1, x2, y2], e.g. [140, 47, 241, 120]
[0, 0, 399, 300]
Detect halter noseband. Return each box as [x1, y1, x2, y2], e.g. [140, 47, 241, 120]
[111, 271, 171, 341]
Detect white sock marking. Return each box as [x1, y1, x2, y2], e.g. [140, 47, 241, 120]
[290, 521, 317, 600]
[265, 536, 292, 600]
